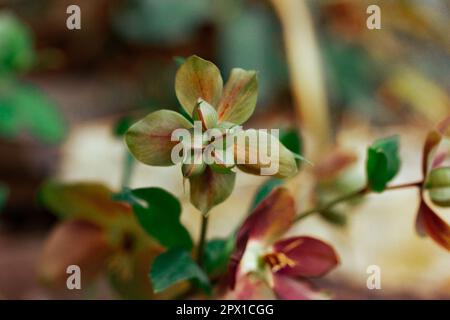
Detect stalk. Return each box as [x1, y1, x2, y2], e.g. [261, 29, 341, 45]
[270, 0, 331, 161]
[196, 214, 209, 267]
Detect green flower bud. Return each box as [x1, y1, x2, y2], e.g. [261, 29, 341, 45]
[181, 152, 206, 178]
[426, 167, 450, 207]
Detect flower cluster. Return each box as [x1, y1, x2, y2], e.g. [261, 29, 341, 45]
[125, 55, 298, 214]
[226, 188, 339, 299]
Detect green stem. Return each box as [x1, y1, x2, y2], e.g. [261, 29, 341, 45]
[197, 214, 209, 267]
[121, 151, 135, 189]
[294, 181, 423, 222]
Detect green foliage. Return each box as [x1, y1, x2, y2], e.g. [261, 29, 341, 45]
[280, 129, 302, 156]
[203, 237, 234, 275]
[0, 12, 34, 75]
[116, 187, 193, 250]
[0, 184, 8, 212]
[150, 248, 210, 293]
[113, 116, 134, 138]
[366, 136, 400, 192]
[250, 178, 283, 211]
[0, 82, 66, 143]
[320, 210, 347, 227]
[0, 13, 65, 144]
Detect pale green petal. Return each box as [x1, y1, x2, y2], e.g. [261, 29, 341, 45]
[175, 55, 223, 115]
[125, 110, 192, 166]
[234, 129, 297, 178]
[189, 167, 236, 215]
[217, 68, 258, 124]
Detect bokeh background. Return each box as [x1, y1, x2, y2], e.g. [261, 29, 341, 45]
[0, 0, 449, 299]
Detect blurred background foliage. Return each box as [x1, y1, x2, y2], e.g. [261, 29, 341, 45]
[0, 0, 449, 299]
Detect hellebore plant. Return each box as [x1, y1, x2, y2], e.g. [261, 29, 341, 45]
[227, 188, 338, 299]
[125, 55, 299, 265]
[38, 53, 449, 300]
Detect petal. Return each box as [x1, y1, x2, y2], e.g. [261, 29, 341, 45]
[422, 130, 443, 176]
[271, 274, 330, 300]
[217, 68, 258, 124]
[422, 116, 450, 175]
[416, 198, 450, 251]
[228, 188, 295, 288]
[248, 188, 296, 243]
[189, 166, 236, 214]
[224, 272, 275, 300]
[437, 116, 450, 137]
[39, 220, 111, 287]
[125, 110, 193, 166]
[175, 55, 223, 115]
[270, 236, 339, 277]
[234, 129, 298, 178]
[193, 98, 218, 129]
[40, 182, 132, 226]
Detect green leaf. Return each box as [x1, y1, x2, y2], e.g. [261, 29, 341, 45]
[426, 167, 450, 207]
[124, 187, 193, 249]
[0, 13, 34, 74]
[113, 116, 134, 137]
[203, 237, 235, 275]
[250, 178, 283, 211]
[320, 210, 347, 227]
[125, 109, 193, 166]
[366, 135, 400, 192]
[0, 82, 66, 144]
[279, 129, 302, 156]
[0, 184, 8, 212]
[174, 56, 186, 67]
[150, 248, 210, 293]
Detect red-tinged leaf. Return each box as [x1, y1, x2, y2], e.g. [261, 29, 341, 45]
[271, 274, 330, 300]
[125, 110, 193, 166]
[422, 131, 442, 176]
[269, 236, 339, 277]
[416, 199, 450, 251]
[422, 116, 450, 175]
[40, 182, 132, 226]
[175, 55, 223, 115]
[437, 116, 450, 137]
[39, 220, 111, 287]
[228, 188, 295, 288]
[217, 68, 258, 125]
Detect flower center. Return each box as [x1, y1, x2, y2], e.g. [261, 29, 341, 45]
[263, 252, 296, 273]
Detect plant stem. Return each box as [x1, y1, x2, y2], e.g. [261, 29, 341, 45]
[294, 181, 423, 222]
[121, 151, 135, 189]
[270, 0, 331, 161]
[197, 214, 209, 267]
